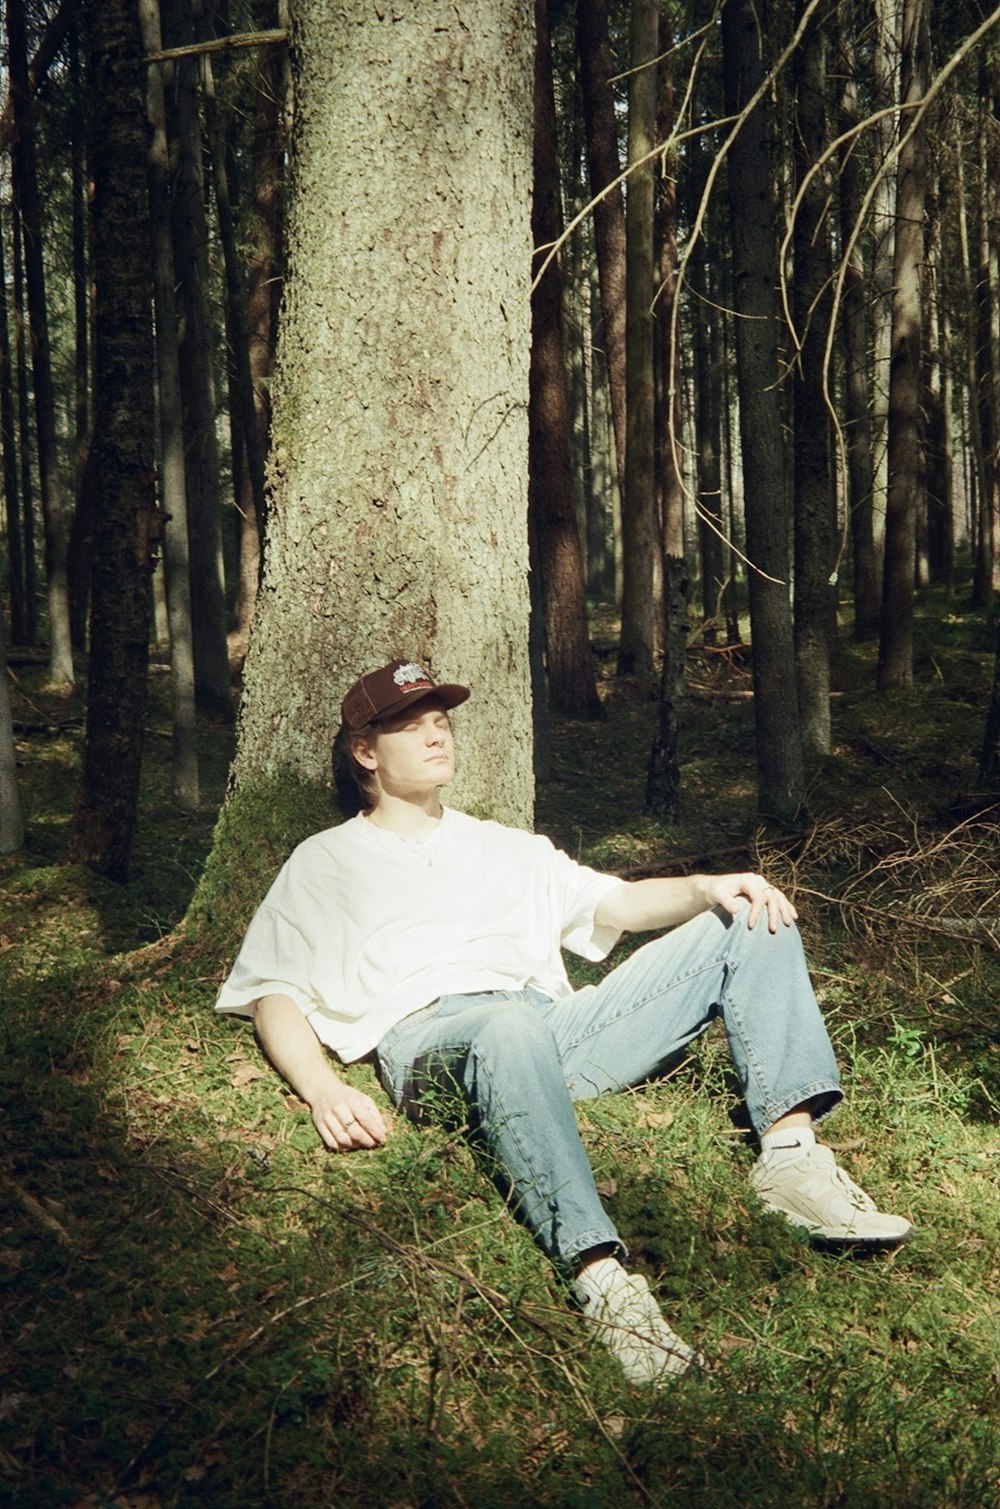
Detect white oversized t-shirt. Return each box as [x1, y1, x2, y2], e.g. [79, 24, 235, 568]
[215, 808, 625, 1061]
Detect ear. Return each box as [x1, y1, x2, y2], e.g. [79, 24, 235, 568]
[352, 736, 378, 772]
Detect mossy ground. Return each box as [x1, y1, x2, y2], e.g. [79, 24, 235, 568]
[2, 591, 999, 1507]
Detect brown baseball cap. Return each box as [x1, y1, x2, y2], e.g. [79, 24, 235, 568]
[340, 659, 471, 731]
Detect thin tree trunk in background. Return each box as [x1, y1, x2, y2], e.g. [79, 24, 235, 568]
[972, 55, 1000, 609]
[722, 0, 804, 820]
[67, 18, 91, 651]
[647, 37, 687, 817]
[687, 128, 724, 636]
[0, 222, 25, 646]
[617, 0, 657, 678]
[12, 212, 37, 646]
[837, 0, 879, 642]
[530, 0, 602, 721]
[67, 0, 156, 881]
[878, 0, 928, 690]
[162, 0, 232, 724]
[587, 273, 617, 602]
[792, 0, 834, 756]
[140, 0, 200, 812]
[226, 0, 285, 670]
[956, 110, 991, 608]
[870, 0, 898, 565]
[576, 0, 627, 509]
[924, 167, 953, 590]
[0, 608, 24, 853]
[203, 54, 268, 543]
[7, 0, 74, 688]
[982, 619, 1000, 784]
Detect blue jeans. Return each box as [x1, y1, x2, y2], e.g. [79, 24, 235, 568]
[375, 903, 841, 1271]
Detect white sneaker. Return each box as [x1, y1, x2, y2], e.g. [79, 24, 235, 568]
[750, 1144, 914, 1248]
[571, 1270, 701, 1385]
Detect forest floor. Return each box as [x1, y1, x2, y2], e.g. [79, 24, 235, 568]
[2, 588, 999, 1508]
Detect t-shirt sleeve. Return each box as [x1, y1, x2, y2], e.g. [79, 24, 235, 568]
[215, 901, 316, 1021]
[550, 846, 625, 961]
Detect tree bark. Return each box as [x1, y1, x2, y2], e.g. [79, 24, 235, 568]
[647, 35, 687, 818]
[225, 0, 286, 671]
[0, 607, 24, 853]
[924, 168, 953, 591]
[162, 0, 233, 723]
[530, 0, 602, 721]
[982, 619, 1000, 785]
[140, 0, 200, 812]
[7, 0, 74, 688]
[68, 17, 91, 652]
[722, 0, 804, 821]
[617, 0, 658, 678]
[687, 128, 724, 635]
[971, 54, 1000, 611]
[0, 223, 25, 646]
[837, 1, 879, 642]
[222, 0, 535, 829]
[869, 0, 898, 566]
[877, 0, 928, 690]
[576, 0, 627, 508]
[792, 0, 835, 755]
[11, 213, 37, 646]
[66, 0, 156, 881]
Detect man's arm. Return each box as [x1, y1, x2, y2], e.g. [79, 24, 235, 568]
[594, 872, 797, 935]
[253, 993, 388, 1151]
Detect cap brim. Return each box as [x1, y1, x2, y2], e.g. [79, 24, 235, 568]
[372, 683, 471, 723]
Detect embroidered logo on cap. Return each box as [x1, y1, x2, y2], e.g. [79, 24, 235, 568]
[393, 662, 433, 692]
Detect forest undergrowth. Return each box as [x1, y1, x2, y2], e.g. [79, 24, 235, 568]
[2, 591, 1000, 1508]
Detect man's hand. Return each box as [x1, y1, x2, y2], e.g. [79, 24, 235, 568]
[701, 872, 798, 933]
[595, 871, 798, 934]
[309, 1082, 388, 1152]
[254, 993, 390, 1153]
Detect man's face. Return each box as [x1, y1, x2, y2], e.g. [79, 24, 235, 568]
[356, 697, 455, 798]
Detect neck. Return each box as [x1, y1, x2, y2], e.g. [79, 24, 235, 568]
[366, 790, 444, 839]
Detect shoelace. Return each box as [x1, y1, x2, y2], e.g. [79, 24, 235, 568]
[811, 1155, 878, 1212]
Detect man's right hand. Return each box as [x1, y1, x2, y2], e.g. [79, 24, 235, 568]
[310, 1082, 388, 1151]
[254, 993, 389, 1153]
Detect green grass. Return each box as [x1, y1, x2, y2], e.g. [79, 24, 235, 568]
[2, 592, 1000, 1506]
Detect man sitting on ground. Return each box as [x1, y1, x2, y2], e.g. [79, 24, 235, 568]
[216, 658, 913, 1386]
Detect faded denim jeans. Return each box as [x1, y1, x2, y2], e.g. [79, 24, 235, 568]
[375, 902, 841, 1271]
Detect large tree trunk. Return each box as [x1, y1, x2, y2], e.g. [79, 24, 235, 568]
[7, 0, 74, 688]
[877, 0, 929, 690]
[576, 0, 627, 509]
[617, 0, 658, 678]
[66, 0, 156, 881]
[792, 0, 835, 756]
[722, 0, 804, 821]
[221, 0, 535, 832]
[530, 0, 602, 721]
